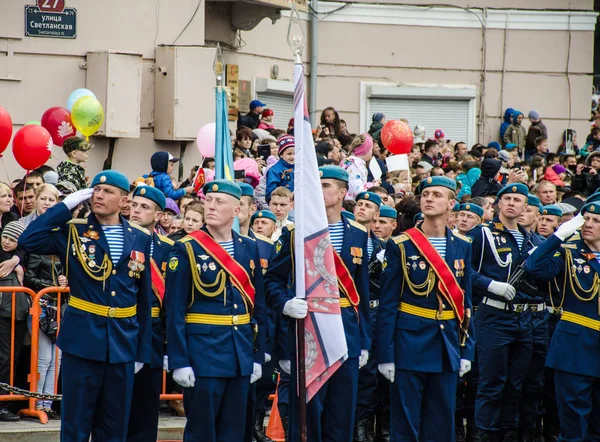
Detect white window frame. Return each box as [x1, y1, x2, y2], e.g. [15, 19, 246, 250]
[360, 82, 478, 147]
[254, 78, 294, 98]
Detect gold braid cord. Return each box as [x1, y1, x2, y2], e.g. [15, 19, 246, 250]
[565, 249, 600, 302]
[66, 224, 112, 290]
[399, 243, 434, 297]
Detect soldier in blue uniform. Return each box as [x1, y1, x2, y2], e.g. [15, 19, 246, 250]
[251, 209, 278, 240]
[376, 176, 475, 442]
[353, 191, 388, 442]
[19, 170, 153, 441]
[372, 206, 397, 243]
[536, 205, 563, 239]
[165, 180, 266, 442]
[127, 185, 173, 442]
[265, 165, 371, 442]
[524, 203, 600, 442]
[468, 183, 534, 442]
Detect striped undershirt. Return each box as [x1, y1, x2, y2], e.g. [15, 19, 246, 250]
[508, 229, 524, 250]
[219, 240, 235, 257]
[429, 237, 447, 260]
[367, 237, 374, 260]
[101, 225, 124, 263]
[329, 221, 344, 254]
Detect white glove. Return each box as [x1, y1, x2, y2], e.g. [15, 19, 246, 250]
[163, 355, 169, 372]
[265, 353, 272, 363]
[134, 362, 144, 374]
[488, 281, 516, 301]
[63, 188, 93, 210]
[378, 363, 395, 383]
[279, 360, 291, 374]
[459, 359, 472, 377]
[173, 367, 196, 388]
[359, 350, 369, 369]
[250, 363, 262, 384]
[283, 298, 308, 319]
[555, 214, 584, 241]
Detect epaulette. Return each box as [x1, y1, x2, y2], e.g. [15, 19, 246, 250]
[67, 218, 87, 224]
[561, 243, 578, 249]
[349, 219, 367, 232]
[158, 234, 174, 246]
[179, 236, 194, 243]
[253, 232, 274, 244]
[286, 223, 295, 232]
[569, 234, 581, 241]
[453, 231, 473, 243]
[129, 222, 150, 235]
[493, 222, 504, 231]
[393, 234, 409, 244]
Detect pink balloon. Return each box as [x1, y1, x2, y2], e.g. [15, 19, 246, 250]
[196, 123, 216, 158]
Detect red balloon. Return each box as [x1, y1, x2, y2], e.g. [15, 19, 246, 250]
[381, 120, 414, 155]
[41, 106, 75, 147]
[0, 106, 12, 155]
[12, 125, 53, 170]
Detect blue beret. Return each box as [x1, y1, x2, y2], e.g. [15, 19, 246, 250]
[527, 194, 542, 210]
[459, 203, 484, 218]
[91, 170, 130, 192]
[418, 176, 457, 193]
[251, 210, 277, 224]
[487, 141, 501, 150]
[133, 185, 166, 211]
[541, 204, 563, 217]
[238, 182, 254, 198]
[379, 206, 397, 219]
[453, 202, 461, 212]
[319, 166, 349, 183]
[496, 183, 529, 199]
[581, 202, 600, 216]
[342, 210, 355, 221]
[356, 191, 382, 207]
[586, 191, 600, 204]
[505, 143, 518, 151]
[202, 179, 242, 200]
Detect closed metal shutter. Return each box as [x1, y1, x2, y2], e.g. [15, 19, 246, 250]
[256, 92, 293, 131]
[368, 97, 470, 144]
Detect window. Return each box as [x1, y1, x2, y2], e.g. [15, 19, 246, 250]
[255, 78, 294, 131]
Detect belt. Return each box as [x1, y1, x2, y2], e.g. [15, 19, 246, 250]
[185, 313, 251, 326]
[547, 306, 563, 315]
[339, 298, 352, 308]
[370, 300, 379, 309]
[529, 302, 546, 313]
[151, 307, 160, 318]
[482, 297, 529, 313]
[70, 296, 137, 318]
[560, 311, 600, 331]
[399, 303, 455, 320]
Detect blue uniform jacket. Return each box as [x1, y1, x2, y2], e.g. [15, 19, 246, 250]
[376, 228, 475, 372]
[165, 227, 266, 378]
[264, 216, 371, 361]
[18, 203, 153, 364]
[468, 218, 535, 305]
[368, 233, 385, 302]
[148, 233, 173, 369]
[526, 234, 600, 377]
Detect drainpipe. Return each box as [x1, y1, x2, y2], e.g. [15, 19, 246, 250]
[309, 0, 318, 127]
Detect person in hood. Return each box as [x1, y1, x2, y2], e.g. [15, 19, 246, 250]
[368, 113, 386, 145]
[456, 166, 482, 201]
[471, 159, 503, 197]
[265, 135, 295, 202]
[147, 152, 193, 200]
[503, 110, 527, 155]
[500, 108, 514, 143]
[525, 110, 548, 159]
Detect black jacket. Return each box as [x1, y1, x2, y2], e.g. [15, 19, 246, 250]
[237, 112, 260, 130]
[571, 172, 600, 196]
[24, 253, 63, 293]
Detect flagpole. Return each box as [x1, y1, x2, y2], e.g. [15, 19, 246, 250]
[288, 6, 307, 442]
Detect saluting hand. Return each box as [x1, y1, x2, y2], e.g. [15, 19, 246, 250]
[63, 188, 94, 210]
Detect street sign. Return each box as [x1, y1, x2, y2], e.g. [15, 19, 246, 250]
[25, 4, 77, 39]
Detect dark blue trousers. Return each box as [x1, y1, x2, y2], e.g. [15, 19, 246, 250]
[182, 375, 250, 442]
[127, 365, 162, 442]
[475, 306, 533, 433]
[391, 369, 457, 442]
[554, 369, 600, 442]
[542, 313, 561, 438]
[61, 352, 134, 442]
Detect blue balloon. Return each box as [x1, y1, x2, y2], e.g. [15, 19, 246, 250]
[66, 88, 96, 112]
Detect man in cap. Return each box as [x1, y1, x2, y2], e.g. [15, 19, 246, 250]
[237, 182, 257, 237]
[19, 170, 153, 441]
[377, 176, 474, 442]
[126, 185, 173, 442]
[165, 179, 266, 442]
[238, 99, 266, 130]
[265, 165, 371, 442]
[251, 210, 277, 239]
[537, 205, 563, 239]
[468, 183, 535, 442]
[519, 195, 543, 235]
[372, 206, 397, 242]
[456, 203, 484, 235]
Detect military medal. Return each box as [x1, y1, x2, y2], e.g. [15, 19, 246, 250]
[412, 262, 417, 270]
[199, 255, 209, 261]
[202, 263, 208, 272]
[578, 265, 583, 273]
[209, 262, 217, 271]
[584, 265, 591, 274]
[128, 251, 146, 279]
[196, 263, 202, 274]
[419, 261, 426, 270]
[350, 247, 363, 265]
[83, 230, 99, 240]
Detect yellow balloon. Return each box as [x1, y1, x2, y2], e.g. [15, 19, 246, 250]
[71, 95, 104, 138]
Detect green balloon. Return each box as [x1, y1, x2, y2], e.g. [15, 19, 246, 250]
[25, 120, 41, 126]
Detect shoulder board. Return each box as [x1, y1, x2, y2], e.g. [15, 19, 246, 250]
[240, 234, 256, 241]
[286, 223, 295, 232]
[453, 231, 473, 243]
[493, 222, 504, 231]
[393, 234, 409, 244]
[561, 243, 578, 249]
[253, 232, 274, 244]
[129, 222, 150, 236]
[158, 234, 174, 246]
[179, 236, 194, 244]
[349, 219, 367, 232]
[67, 218, 87, 225]
[570, 234, 581, 241]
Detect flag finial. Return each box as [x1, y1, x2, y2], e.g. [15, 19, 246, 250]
[213, 43, 224, 86]
[287, 3, 305, 64]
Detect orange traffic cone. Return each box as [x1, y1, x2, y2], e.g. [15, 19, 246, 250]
[266, 377, 285, 442]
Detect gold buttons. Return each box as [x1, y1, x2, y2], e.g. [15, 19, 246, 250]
[233, 304, 238, 309]
[234, 326, 238, 331]
[232, 315, 239, 325]
[112, 270, 117, 275]
[111, 291, 116, 297]
[108, 307, 116, 318]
